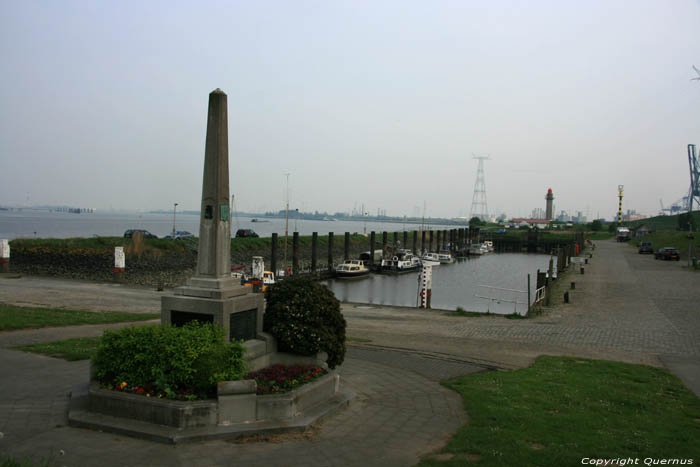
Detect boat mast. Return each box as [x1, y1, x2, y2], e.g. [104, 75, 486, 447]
[284, 173, 290, 274]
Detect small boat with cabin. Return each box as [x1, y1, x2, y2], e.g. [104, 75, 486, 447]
[469, 243, 489, 255]
[421, 252, 441, 266]
[437, 252, 455, 264]
[335, 260, 370, 279]
[381, 249, 421, 273]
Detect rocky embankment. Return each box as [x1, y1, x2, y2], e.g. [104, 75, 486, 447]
[10, 244, 197, 288]
[7, 233, 380, 287]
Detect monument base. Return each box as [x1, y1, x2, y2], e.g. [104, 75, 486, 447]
[161, 278, 264, 342]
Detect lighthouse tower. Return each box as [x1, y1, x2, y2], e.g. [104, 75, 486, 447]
[545, 188, 554, 220]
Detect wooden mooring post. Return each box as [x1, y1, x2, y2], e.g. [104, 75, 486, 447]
[545, 257, 554, 306]
[328, 232, 334, 272]
[370, 231, 376, 269]
[344, 232, 350, 261]
[311, 232, 318, 274]
[292, 232, 299, 275]
[271, 233, 277, 275]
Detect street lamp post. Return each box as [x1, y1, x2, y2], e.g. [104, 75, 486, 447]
[172, 203, 178, 235]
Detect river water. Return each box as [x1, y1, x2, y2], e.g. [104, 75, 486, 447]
[324, 252, 553, 315]
[0, 210, 458, 240]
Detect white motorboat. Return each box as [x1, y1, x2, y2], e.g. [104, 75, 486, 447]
[421, 252, 441, 266]
[437, 252, 454, 264]
[469, 243, 489, 255]
[483, 240, 494, 252]
[381, 250, 421, 273]
[335, 260, 370, 279]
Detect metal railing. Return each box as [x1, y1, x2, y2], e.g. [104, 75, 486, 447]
[475, 284, 529, 315]
[534, 286, 546, 305]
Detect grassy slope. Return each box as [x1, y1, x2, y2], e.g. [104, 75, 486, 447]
[0, 303, 159, 331]
[420, 356, 700, 466]
[629, 231, 700, 260]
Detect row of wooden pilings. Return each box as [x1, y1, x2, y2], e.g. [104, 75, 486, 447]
[530, 231, 587, 313]
[269, 227, 480, 277]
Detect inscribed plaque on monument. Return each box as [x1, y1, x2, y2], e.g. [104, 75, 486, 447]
[220, 204, 229, 221]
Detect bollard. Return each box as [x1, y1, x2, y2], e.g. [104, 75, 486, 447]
[585, 258, 588, 264]
[0, 239, 9, 274]
[580, 267, 584, 275]
[571, 281, 576, 290]
[564, 291, 569, 303]
[113, 246, 125, 282]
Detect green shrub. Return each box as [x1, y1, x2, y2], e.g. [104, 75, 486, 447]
[92, 322, 246, 397]
[263, 277, 346, 368]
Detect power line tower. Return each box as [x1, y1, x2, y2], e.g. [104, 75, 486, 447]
[687, 144, 699, 268]
[470, 155, 490, 221]
[688, 144, 700, 211]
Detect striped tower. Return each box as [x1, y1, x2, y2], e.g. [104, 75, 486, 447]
[419, 263, 433, 308]
[617, 185, 624, 223]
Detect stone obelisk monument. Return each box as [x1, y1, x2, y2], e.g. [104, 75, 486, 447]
[161, 89, 264, 341]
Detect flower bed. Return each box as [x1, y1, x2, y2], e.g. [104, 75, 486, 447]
[107, 381, 205, 401]
[245, 364, 326, 395]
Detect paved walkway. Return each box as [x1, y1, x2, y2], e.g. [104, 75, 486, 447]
[0, 343, 478, 467]
[0, 239, 698, 466]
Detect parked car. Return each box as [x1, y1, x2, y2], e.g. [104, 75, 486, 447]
[638, 241, 653, 254]
[124, 229, 157, 239]
[654, 247, 680, 261]
[235, 229, 259, 238]
[164, 230, 194, 240]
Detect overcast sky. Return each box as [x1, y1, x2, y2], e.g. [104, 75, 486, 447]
[1, 0, 699, 220]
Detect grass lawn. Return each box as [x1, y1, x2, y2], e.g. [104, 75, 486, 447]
[15, 337, 102, 361]
[0, 303, 159, 331]
[420, 356, 700, 466]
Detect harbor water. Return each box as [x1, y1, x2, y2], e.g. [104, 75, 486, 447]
[324, 253, 554, 315]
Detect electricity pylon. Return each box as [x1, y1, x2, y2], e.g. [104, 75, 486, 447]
[470, 155, 490, 221]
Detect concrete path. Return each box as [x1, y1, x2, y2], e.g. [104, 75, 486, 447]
[0, 238, 698, 466]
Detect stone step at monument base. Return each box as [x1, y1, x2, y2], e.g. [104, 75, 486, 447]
[67, 381, 354, 444]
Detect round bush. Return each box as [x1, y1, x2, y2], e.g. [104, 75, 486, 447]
[263, 277, 346, 368]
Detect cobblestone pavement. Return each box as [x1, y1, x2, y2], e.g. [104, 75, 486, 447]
[342, 240, 700, 377]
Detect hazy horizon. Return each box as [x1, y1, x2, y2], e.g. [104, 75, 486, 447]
[1, 1, 699, 220]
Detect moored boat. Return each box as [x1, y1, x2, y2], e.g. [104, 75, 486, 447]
[421, 252, 441, 266]
[381, 250, 421, 273]
[469, 243, 489, 255]
[437, 252, 454, 264]
[335, 260, 370, 279]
